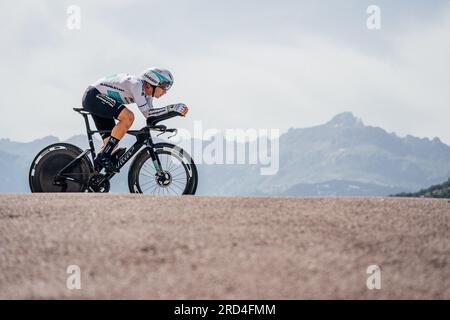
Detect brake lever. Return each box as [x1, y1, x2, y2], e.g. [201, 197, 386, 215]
[167, 129, 178, 139]
[156, 129, 178, 139]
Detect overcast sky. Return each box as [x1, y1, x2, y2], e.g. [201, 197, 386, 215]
[1, 0, 449, 143]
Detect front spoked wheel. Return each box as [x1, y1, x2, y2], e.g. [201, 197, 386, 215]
[128, 143, 198, 195]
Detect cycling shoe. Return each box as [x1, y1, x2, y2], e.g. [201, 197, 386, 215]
[94, 152, 119, 173]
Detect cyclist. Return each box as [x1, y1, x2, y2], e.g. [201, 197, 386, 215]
[81, 67, 188, 172]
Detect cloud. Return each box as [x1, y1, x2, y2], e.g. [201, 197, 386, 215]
[0, 1, 449, 145]
[172, 8, 450, 143]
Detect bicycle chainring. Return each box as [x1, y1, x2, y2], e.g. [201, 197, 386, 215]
[88, 174, 110, 193]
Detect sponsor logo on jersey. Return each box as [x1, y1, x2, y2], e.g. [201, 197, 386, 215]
[96, 94, 116, 107]
[100, 83, 125, 92]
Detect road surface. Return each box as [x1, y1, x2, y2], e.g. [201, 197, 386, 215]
[0, 194, 448, 299]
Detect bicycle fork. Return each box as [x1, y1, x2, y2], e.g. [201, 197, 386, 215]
[146, 146, 164, 175]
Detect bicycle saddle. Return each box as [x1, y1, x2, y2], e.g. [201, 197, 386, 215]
[73, 107, 90, 115]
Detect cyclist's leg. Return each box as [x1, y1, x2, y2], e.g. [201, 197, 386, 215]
[90, 114, 115, 152]
[82, 87, 134, 134]
[96, 109, 134, 157]
[82, 87, 134, 171]
[82, 87, 121, 119]
[111, 108, 135, 141]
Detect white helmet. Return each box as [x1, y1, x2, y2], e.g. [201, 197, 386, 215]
[140, 67, 174, 91]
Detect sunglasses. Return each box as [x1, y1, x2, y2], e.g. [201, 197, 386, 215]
[159, 81, 172, 91]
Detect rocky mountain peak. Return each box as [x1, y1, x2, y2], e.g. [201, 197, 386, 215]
[326, 112, 364, 128]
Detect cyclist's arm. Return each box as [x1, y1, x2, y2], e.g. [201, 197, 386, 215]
[135, 96, 188, 118]
[130, 83, 167, 118]
[132, 83, 188, 118]
[134, 96, 169, 118]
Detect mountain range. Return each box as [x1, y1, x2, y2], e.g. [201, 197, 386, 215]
[193, 112, 450, 196]
[395, 177, 450, 198]
[1, 112, 449, 196]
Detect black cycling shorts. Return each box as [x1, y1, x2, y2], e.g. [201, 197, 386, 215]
[82, 86, 126, 139]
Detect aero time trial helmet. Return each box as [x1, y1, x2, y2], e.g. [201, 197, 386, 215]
[140, 67, 174, 91]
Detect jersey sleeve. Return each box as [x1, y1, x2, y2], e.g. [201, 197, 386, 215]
[130, 82, 169, 118]
[135, 95, 152, 118]
[129, 82, 153, 118]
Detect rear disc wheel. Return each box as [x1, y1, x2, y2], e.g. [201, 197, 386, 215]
[29, 143, 92, 192]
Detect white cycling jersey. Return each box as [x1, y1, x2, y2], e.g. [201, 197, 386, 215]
[92, 73, 165, 118]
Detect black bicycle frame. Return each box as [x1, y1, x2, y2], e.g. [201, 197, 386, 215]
[54, 108, 174, 185]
